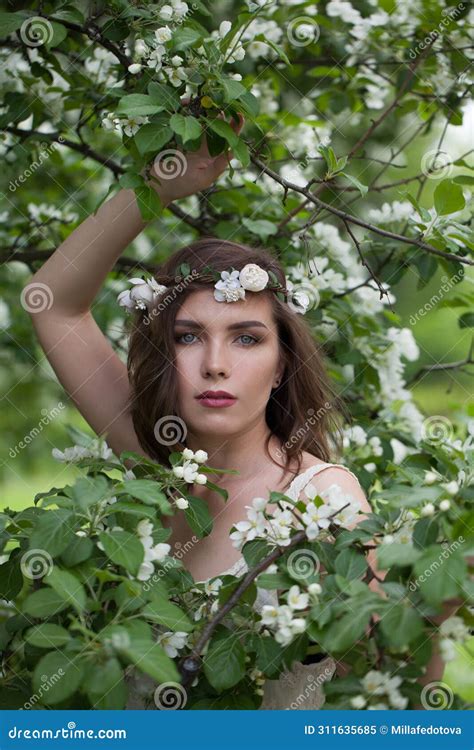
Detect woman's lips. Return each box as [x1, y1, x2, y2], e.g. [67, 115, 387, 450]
[196, 395, 237, 408]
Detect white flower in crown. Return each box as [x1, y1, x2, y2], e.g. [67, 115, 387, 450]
[213, 269, 246, 303]
[117, 276, 168, 311]
[239, 263, 269, 292]
[213, 264, 269, 303]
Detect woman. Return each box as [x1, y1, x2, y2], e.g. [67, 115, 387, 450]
[23, 114, 447, 710]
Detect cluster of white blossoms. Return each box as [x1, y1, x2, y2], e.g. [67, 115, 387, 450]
[438, 616, 471, 662]
[117, 275, 169, 312]
[230, 485, 362, 550]
[367, 200, 415, 225]
[52, 438, 115, 463]
[259, 583, 322, 647]
[191, 577, 223, 621]
[136, 519, 171, 581]
[27, 202, 78, 224]
[350, 670, 408, 710]
[172, 447, 208, 485]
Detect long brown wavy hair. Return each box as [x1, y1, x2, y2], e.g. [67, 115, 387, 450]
[124, 238, 348, 488]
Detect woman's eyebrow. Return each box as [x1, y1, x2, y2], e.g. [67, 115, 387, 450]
[174, 319, 269, 330]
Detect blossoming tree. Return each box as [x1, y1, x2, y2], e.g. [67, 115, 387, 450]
[0, 0, 473, 711]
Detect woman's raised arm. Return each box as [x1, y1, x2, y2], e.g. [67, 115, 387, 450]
[23, 112, 244, 459]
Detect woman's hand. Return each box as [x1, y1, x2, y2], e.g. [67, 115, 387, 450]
[144, 107, 245, 206]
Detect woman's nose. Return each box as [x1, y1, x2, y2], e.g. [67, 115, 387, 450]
[201, 340, 231, 379]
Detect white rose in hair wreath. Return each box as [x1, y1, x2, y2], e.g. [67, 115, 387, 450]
[239, 263, 270, 292]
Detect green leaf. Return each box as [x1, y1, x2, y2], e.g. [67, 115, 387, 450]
[44, 567, 87, 612]
[148, 82, 181, 111]
[434, 179, 466, 216]
[459, 312, 474, 328]
[171, 26, 203, 50]
[25, 624, 70, 648]
[453, 175, 474, 185]
[71, 476, 109, 512]
[116, 94, 164, 117]
[134, 124, 173, 155]
[169, 114, 202, 144]
[22, 588, 69, 618]
[203, 627, 246, 691]
[142, 596, 194, 632]
[29, 509, 76, 557]
[119, 480, 172, 514]
[0, 555, 23, 600]
[341, 172, 368, 196]
[107, 501, 157, 520]
[242, 218, 278, 239]
[412, 517, 439, 549]
[109, 626, 180, 683]
[414, 549, 466, 605]
[323, 608, 371, 651]
[60, 535, 93, 566]
[221, 78, 247, 102]
[184, 495, 213, 538]
[379, 604, 424, 647]
[83, 658, 127, 710]
[98, 530, 144, 576]
[207, 118, 239, 147]
[237, 91, 260, 118]
[232, 138, 250, 168]
[33, 652, 84, 705]
[377, 543, 421, 568]
[0, 11, 25, 35]
[118, 172, 145, 190]
[134, 185, 164, 222]
[334, 548, 368, 579]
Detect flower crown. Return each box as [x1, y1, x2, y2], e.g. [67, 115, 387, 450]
[117, 262, 309, 314]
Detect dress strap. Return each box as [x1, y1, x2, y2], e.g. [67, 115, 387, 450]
[286, 462, 361, 501]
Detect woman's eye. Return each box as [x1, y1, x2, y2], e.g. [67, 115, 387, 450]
[238, 334, 259, 346]
[176, 333, 197, 344]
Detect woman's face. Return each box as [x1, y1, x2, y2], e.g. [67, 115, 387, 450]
[172, 288, 285, 440]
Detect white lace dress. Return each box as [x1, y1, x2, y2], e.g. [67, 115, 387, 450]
[126, 461, 361, 710]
